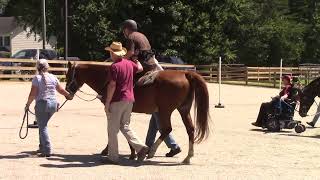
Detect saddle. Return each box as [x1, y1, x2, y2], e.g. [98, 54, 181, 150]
[136, 70, 160, 86]
[136, 55, 163, 86]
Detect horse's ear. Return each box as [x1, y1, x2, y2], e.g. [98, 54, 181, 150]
[67, 61, 72, 69]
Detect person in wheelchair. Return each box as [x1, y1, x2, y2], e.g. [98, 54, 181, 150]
[252, 75, 295, 128]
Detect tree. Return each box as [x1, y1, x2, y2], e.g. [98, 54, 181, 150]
[0, 0, 9, 15]
[2, 0, 316, 65]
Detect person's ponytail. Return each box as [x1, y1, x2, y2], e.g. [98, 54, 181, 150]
[38, 66, 48, 90]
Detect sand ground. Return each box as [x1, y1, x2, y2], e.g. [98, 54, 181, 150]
[0, 82, 319, 180]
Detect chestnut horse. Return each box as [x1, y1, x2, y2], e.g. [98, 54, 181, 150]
[65, 62, 210, 164]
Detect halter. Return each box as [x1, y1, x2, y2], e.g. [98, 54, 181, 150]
[66, 64, 80, 95]
[66, 64, 100, 102]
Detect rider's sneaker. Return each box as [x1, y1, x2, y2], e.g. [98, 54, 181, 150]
[166, 147, 181, 157]
[306, 121, 315, 127]
[251, 122, 262, 127]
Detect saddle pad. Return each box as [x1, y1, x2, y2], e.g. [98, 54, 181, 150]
[136, 71, 160, 86]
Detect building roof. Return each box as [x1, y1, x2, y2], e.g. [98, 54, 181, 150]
[0, 17, 17, 35]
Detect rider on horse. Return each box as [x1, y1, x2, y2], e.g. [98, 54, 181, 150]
[122, 19, 163, 71]
[122, 19, 182, 157]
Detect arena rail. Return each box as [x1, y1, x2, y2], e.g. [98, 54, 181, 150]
[196, 64, 320, 87]
[1, 58, 320, 87]
[0, 58, 195, 80]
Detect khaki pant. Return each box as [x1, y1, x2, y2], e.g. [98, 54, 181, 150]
[107, 101, 145, 162]
[146, 55, 164, 71]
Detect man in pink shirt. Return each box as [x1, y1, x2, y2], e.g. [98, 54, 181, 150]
[103, 42, 149, 164]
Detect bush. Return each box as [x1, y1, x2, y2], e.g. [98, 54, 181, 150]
[0, 51, 11, 58]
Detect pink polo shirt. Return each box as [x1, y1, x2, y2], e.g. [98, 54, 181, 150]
[109, 58, 138, 103]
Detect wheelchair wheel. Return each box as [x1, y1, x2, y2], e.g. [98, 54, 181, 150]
[295, 124, 305, 133]
[266, 118, 281, 132]
[286, 121, 297, 129]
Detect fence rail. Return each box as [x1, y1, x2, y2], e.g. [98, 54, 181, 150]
[1, 58, 320, 87]
[0, 58, 195, 80]
[195, 64, 320, 87]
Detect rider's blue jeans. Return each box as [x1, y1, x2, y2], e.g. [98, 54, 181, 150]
[145, 112, 180, 150]
[35, 100, 55, 155]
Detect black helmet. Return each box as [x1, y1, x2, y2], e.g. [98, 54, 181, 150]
[122, 19, 138, 31]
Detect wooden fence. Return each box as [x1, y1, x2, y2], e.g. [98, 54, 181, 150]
[196, 64, 320, 87]
[1, 58, 320, 87]
[0, 58, 195, 80]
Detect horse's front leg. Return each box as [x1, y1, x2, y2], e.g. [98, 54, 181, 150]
[129, 144, 136, 160]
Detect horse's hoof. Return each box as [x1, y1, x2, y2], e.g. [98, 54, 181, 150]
[129, 154, 137, 160]
[182, 158, 191, 165]
[101, 149, 108, 156]
[147, 152, 155, 159]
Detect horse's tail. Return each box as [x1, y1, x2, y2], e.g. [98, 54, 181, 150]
[185, 71, 210, 143]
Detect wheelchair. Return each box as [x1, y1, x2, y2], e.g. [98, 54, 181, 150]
[265, 99, 306, 133]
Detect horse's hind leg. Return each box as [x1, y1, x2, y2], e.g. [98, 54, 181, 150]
[101, 145, 108, 156]
[148, 111, 172, 159]
[178, 109, 195, 164]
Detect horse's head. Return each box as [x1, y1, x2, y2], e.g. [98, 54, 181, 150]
[65, 61, 83, 95]
[298, 78, 320, 117]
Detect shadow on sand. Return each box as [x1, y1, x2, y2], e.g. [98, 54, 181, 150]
[249, 128, 292, 134]
[0, 151, 183, 168]
[279, 133, 320, 139]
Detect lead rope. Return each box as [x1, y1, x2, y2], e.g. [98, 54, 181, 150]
[19, 110, 30, 139]
[19, 99, 68, 139]
[75, 93, 99, 102]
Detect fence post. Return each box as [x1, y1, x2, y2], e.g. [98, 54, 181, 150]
[273, 71, 277, 88]
[307, 68, 310, 85]
[257, 67, 260, 82]
[245, 66, 248, 85]
[268, 67, 271, 82]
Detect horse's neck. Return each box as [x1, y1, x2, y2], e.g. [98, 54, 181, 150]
[79, 66, 108, 95]
[304, 80, 320, 98]
[85, 80, 107, 96]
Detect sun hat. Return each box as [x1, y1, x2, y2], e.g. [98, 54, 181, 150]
[36, 59, 50, 70]
[105, 42, 127, 57]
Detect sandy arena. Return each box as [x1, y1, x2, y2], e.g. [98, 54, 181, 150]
[0, 82, 319, 180]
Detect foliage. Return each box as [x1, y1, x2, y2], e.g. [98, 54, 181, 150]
[2, 0, 320, 65]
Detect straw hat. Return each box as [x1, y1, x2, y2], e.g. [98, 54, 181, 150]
[36, 59, 50, 70]
[105, 42, 127, 57]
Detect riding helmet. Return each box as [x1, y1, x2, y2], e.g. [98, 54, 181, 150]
[122, 19, 138, 31]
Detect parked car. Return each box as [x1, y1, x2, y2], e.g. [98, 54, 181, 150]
[12, 49, 58, 60]
[1, 49, 61, 81]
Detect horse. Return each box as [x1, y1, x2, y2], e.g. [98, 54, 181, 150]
[65, 61, 210, 164]
[299, 77, 320, 117]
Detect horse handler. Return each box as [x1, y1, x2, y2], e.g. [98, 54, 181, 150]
[25, 59, 73, 157]
[103, 42, 149, 164]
